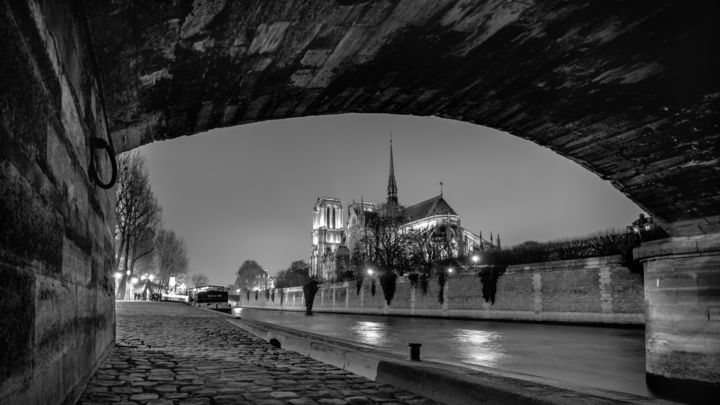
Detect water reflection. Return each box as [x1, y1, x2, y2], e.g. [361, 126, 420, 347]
[452, 329, 504, 367]
[241, 309, 648, 396]
[352, 321, 387, 346]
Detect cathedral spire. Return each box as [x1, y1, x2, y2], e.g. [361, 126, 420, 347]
[387, 135, 398, 207]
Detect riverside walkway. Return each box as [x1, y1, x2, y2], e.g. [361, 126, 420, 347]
[78, 302, 436, 405]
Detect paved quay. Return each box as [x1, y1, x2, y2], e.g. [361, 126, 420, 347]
[78, 302, 437, 405]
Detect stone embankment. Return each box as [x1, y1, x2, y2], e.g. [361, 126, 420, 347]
[243, 256, 644, 325]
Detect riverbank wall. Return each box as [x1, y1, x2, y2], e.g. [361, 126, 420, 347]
[240, 255, 644, 325]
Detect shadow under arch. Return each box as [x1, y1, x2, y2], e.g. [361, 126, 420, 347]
[88, 0, 720, 236]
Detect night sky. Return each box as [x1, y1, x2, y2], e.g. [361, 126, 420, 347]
[138, 113, 641, 286]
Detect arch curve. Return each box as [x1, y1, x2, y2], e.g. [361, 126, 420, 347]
[87, 0, 720, 235]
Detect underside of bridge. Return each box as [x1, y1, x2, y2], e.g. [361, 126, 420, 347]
[90, 0, 720, 237]
[1, 0, 718, 403]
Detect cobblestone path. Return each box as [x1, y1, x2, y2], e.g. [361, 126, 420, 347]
[78, 302, 436, 405]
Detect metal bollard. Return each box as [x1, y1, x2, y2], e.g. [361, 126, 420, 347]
[408, 343, 422, 361]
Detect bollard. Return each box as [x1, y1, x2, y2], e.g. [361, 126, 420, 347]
[408, 343, 422, 361]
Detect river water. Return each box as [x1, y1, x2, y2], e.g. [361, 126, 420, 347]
[240, 308, 650, 397]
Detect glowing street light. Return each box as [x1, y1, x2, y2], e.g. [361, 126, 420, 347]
[130, 277, 138, 285]
[471, 254, 480, 264]
[113, 272, 122, 280]
[447, 267, 454, 274]
[140, 274, 147, 281]
[367, 268, 374, 276]
[148, 274, 155, 281]
[126, 270, 131, 276]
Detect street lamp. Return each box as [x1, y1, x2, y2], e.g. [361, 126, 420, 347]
[471, 254, 480, 264]
[447, 267, 454, 274]
[367, 268, 374, 276]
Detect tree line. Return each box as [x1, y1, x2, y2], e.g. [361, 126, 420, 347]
[114, 152, 207, 298]
[231, 212, 473, 304]
[231, 207, 656, 306]
[233, 259, 312, 292]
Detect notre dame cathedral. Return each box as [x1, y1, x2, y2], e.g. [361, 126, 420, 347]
[310, 140, 500, 281]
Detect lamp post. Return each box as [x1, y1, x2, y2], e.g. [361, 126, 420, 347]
[367, 268, 376, 296]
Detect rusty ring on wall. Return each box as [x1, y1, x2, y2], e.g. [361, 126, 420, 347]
[88, 137, 117, 189]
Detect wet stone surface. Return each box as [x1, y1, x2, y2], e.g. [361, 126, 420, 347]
[79, 302, 436, 404]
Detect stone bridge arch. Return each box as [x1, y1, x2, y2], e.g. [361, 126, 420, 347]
[86, 2, 720, 397]
[89, 0, 720, 237]
[1, 0, 718, 402]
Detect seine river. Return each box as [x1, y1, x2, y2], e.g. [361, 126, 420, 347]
[240, 308, 650, 397]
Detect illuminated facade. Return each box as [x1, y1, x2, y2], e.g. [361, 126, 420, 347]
[345, 200, 375, 254]
[310, 197, 344, 280]
[310, 141, 499, 280]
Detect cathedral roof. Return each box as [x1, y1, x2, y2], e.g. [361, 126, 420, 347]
[402, 195, 458, 222]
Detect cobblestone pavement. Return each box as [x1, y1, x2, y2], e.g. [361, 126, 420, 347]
[78, 302, 437, 405]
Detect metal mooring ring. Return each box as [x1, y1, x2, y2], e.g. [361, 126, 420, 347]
[88, 136, 118, 189]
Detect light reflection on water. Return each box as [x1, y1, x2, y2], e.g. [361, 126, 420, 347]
[240, 309, 649, 396]
[351, 321, 387, 346]
[451, 329, 505, 367]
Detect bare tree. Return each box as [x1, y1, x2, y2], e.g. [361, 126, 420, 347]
[367, 215, 411, 275]
[114, 152, 162, 299]
[408, 223, 462, 276]
[191, 273, 210, 288]
[155, 229, 189, 291]
[406, 228, 442, 276]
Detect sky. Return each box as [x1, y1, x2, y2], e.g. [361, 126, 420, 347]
[138, 113, 641, 286]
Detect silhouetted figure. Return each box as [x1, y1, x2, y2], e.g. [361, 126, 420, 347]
[303, 279, 320, 315]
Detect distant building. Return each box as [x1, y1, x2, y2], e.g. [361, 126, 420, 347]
[310, 197, 344, 279]
[267, 276, 277, 289]
[311, 139, 500, 280]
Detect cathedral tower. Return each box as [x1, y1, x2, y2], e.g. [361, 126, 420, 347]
[387, 138, 398, 208]
[310, 197, 343, 279]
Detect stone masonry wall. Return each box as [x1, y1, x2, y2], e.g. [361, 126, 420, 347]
[241, 256, 644, 325]
[0, 1, 116, 404]
[87, 1, 720, 237]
